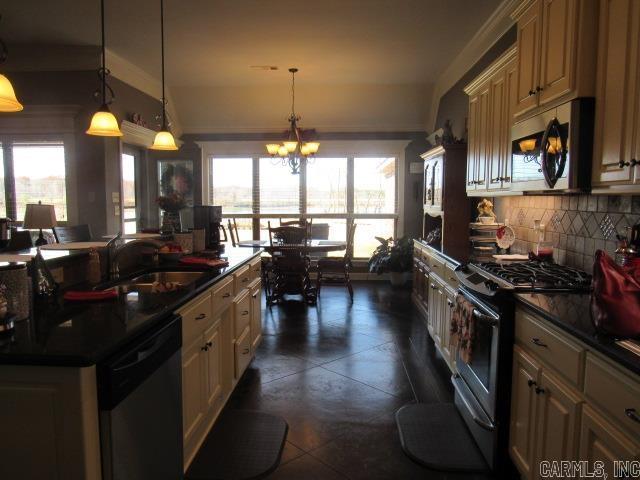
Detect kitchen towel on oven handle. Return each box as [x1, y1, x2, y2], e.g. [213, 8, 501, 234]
[450, 294, 476, 364]
[591, 250, 640, 338]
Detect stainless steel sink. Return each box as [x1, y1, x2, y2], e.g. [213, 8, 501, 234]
[103, 270, 207, 295]
[128, 271, 206, 285]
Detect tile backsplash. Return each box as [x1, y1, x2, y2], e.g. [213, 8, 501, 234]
[492, 195, 640, 272]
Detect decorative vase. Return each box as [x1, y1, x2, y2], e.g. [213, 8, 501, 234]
[161, 210, 182, 234]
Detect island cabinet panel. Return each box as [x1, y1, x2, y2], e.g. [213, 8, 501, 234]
[510, 306, 640, 479]
[0, 366, 102, 480]
[250, 279, 263, 353]
[182, 334, 207, 457]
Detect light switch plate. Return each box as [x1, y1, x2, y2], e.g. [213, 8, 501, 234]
[114, 205, 120, 216]
[112, 192, 120, 203]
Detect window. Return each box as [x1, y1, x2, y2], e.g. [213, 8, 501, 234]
[210, 157, 253, 214]
[306, 158, 347, 213]
[354, 157, 396, 214]
[121, 152, 137, 234]
[13, 142, 67, 221]
[259, 158, 300, 214]
[208, 153, 398, 258]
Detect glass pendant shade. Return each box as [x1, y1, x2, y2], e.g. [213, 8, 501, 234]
[266, 144, 281, 155]
[518, 138, 536, 153]
[86, 107, 123, 136]
[283, 141, 297, 153]
[300, 144, 310, 156]
[150, 130, 178, 150]
[277, 145, 288, 157]
[305, 142, 319, 154]
[0, 74, 23, 112]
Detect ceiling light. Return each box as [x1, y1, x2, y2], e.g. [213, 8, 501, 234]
[86, 0, 123, 137]
[265, 68, 319, 174]
[0, 16, 24, 112]
[150, 0, 178, 150]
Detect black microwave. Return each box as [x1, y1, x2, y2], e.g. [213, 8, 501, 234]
[510, 98, 594, 193]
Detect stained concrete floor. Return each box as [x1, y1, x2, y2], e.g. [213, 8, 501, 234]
[223, 282, 495, 479]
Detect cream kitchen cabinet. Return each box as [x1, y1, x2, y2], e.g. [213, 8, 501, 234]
[592, 0, 640, 191]
[464, 46, 517, 196]
[510, 306, 640, 479]
[511, 0, 598, 119]
[180, 256, 263, 470]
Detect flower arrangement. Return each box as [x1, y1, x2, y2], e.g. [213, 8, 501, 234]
[157, 193, 187, 212]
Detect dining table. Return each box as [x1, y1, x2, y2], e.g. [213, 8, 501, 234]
[235, 239, 347, 254]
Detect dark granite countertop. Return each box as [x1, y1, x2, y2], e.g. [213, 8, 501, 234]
[516, 292, 640, 377]
[0, 247, 262, 367]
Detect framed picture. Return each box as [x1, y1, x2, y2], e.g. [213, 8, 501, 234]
[158, 159, 194, 207]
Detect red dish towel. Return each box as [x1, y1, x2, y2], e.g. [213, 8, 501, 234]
[64, 290, 118, 301]
[450, 294, 476, 364]
[179, 256, 229, 268]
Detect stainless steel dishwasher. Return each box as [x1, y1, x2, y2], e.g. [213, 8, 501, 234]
[97, 315, 183, 480]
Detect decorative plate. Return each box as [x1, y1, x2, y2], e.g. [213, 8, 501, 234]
[496, 225, 515, 250]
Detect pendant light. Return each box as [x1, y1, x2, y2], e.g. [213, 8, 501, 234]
[265, 68, 319, 174]
[150, 0, 178, 150]
[86, 0, 123, 136]
[0, 16, 23, 112]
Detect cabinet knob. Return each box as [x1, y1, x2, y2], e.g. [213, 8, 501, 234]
[447, 299, 454, 307]
[528, 89, 536, 96]
[195, 313, 206, 320]
[222, 292, 231, 298]
[527, 379, 537, 388]
[491, 177, 501, 183]
[536, 86, 544, 92]
[625, 408, 640, 424]
[502, 176, 511, 182]
[534, 386, 545, 395]
[201, 345, 209, 352]
[242, 310, 249, 315]
[531, 337, 548, 348]
[206, 341, 213, 347]
[430, 283, 437, 289]
[242, 348, 250, 355]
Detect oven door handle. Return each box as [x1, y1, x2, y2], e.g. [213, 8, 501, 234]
[452, 374, 496, 432]
[472, 309, 499, 327]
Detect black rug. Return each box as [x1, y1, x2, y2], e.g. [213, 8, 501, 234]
[186, 410, 288, 480]
[396, 403, 487, 472]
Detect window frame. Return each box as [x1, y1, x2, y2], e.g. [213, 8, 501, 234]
[0, 135, 72, 225]
[206, 147, 402, 259]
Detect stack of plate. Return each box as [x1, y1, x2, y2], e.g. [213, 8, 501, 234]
[469, 222, 504, 262]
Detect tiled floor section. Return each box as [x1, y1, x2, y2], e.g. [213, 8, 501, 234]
[224, 282, 494, 479]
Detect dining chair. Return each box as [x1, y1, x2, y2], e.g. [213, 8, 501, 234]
[227, 219, 238, 247]
[279, 218, 312, 237]
[316, 222, 357, 301]
[267, 221, 316, 304]
[53, 225, 92, 243]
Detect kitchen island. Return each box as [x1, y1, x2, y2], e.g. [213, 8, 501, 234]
[0, 246, 263, 479]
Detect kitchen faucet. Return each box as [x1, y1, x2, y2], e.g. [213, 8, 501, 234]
[108, 234, 166, 280]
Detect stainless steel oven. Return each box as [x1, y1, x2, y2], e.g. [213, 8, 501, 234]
[511, 98, 594, 192]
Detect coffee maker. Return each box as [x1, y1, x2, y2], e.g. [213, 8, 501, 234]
[193, 206, 227, 251]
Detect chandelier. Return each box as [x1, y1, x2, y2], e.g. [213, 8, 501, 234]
[265, 68, 319, 174]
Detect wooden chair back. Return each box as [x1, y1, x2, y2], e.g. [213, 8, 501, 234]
[345, 222, 357, 262]
[227, 219, 238, 247]
[268, 221, 308, 252]
[53, 225, 92, 243]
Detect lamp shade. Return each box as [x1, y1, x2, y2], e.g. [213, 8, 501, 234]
[86, 106, 123, 137]
[150, 130, 178, 150]
[266, 144, 280, 155]
[518, 138, 537, 153]
[0, 74, 24, 112]
[305, 142, 319, 154]
[277, 145, 288, 157]
[283, 141, 297, 153]
[23, 203, 57, 229]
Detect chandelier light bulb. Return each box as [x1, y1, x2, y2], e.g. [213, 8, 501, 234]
[277, 145, 288, 157]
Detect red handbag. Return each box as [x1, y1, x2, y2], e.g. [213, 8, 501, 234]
[591, 250, 640, 338]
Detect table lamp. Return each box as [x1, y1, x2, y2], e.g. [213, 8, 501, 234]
[23, 202, 57, 246]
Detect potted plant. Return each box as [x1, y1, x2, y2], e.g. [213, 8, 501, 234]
[368, 236, 414, 286]
[157, 193, 187, 233]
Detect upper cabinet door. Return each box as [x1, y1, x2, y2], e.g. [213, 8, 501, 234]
[467, 94, 480, 191]
[432, 158, 443, 209]
[476, 82, 491, 189]
[593, 0, 639, 185]
[503, 57, 519, 185]
[538, 0, 577, 105]
[515, 0, 542, 117]
[488, 68, 507, 190]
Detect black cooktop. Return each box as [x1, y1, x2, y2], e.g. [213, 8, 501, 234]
[473, 261, 592, 291]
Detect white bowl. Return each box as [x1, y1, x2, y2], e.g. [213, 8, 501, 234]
[478, 216, 494, 225]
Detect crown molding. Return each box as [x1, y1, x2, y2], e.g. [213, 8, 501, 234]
[426, 0, 520, 131]
[463, 45, 517, 95]
[182, 122, 427, 135]
[106, 49, 182, 139]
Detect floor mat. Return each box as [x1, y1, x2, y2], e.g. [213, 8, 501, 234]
[186, 410, 288, 480]
[396, 403, 487, 472]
